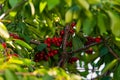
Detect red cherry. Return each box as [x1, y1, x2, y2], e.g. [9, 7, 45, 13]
[2, 42, 7, 48]
[71, 22, 76, 28]
[53, 49, 58, 55]
[60, 30, 65, 36]
[95, 37, 101, 43]
[69, 29, 75, 35]
[85, 48, 93, 54]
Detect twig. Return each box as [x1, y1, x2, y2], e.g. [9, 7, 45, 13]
[105, 43, 120, 60]
[30, 39, 41, 45]
[57, 24, 70, 67]
[0, 0, 28, 19]
[68, 41, 102, 55]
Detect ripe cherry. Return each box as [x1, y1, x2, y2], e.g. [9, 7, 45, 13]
[71, 22, 76, 28]
[2, 42, 7, 48]
[60, 30, 65, 36]
[95, 37, 101, 43]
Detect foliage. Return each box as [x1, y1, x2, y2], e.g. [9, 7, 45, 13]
[0, 0, 120, 79]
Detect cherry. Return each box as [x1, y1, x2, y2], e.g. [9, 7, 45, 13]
[69, 29, 75, 35]
[68, 57, 79, 64]
[95, 37, 101, 43]
[60, 30, 65, 36]
[2, 42, 7, 48]
[71, 22, 76, 28]
[85, 48, 93, 54]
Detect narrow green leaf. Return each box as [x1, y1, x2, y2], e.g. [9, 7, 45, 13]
[0, 22, 10, 39]
[47, 0, 60, 10]
[76, 19, 82, 33]
[87, 0, 100, 4]
[29, 2, 35, 16]
[113, 64, 120, 80]
[97, 13, 107, 35]
[39, 1, 47, 13]
[14, 39, 32, 50]
[5, 69, 18, 80]
[102, 59, 118, 75]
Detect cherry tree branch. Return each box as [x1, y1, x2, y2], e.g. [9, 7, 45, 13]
[57, 24, 70, 67]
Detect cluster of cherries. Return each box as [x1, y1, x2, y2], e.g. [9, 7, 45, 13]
[34, 22, 79, 64]
[85, 36, 101, 54]
[9, 33, 24, 40]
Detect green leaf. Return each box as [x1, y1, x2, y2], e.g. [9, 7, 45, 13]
[101, 76, 111, 80]
[64, 0, 72, 7]
[0, 22, 10, 39]
[65, 8, 73, 23]
[42, 74, 54, 80]
[113, 64, 120, 80]
[14, 39, 32, 50]
[100, 46, 109, 57]
[39, 1, 47, 13]
[76, 0, 89, 10]
[47, 0, 60, 10]
[0, 0, 4, 4]
[97, 13, 107, 35]
[76, 19, 82, 33]
[106, 11, 120, 38]
[29, 1, 35, 16]
[72, 36, 83, 55]
[5, 69, 18, 80]
[102, 59, 118, 75]
[87, 0, 100, 4]
[83, 17, 96, 35]
[36, 43, 47, 51]
[9, 0, 20, 7]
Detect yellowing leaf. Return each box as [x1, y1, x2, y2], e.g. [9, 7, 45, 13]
[0, 22, 10, 39]
[87, 0, 100, 4]
[39, 1, 47, 13]
[29, 2, 35, 16]
[64, 0, 72, 7]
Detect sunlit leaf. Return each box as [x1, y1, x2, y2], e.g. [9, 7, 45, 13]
[64, 0, 72, 7]
[65, 8, 73, 23]
[39, 1, 47, 13]
[106, 11, 120, 38]
[29, 1, 35, 16]
[0, 22, 10, 39]
[102, 59, 118, 75]
[76, 0, 89, 10]
[87, 0, 100, 4]
[14, 39, 32, 50]
[76, 19, 81, 33]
